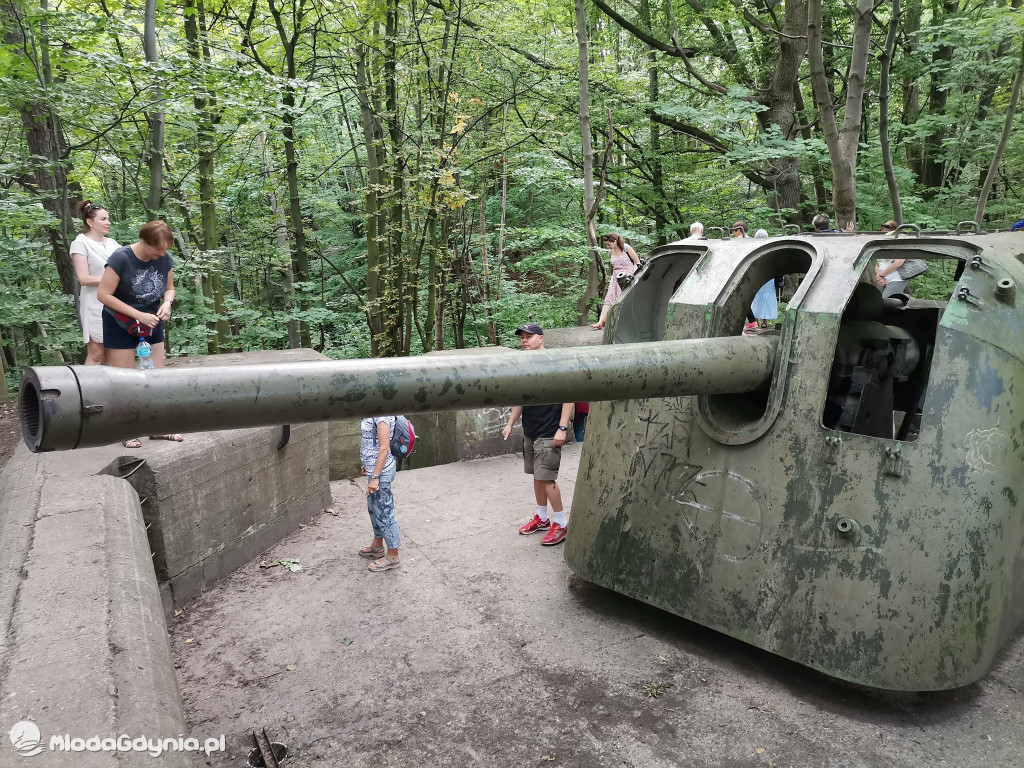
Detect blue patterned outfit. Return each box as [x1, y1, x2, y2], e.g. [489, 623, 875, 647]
[361, 416, 400, 549]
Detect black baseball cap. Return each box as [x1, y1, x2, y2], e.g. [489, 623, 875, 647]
[514, 323, 544, 336]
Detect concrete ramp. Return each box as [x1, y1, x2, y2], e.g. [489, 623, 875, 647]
[0, 446, 191, 766]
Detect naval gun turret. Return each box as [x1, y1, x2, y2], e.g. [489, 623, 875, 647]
[18, 230, 1024, 691]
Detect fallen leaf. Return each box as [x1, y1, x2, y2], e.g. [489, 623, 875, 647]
[286, 665, 296, 671]
[658, 655, 667, 662]
[185, 638, 194, 644]
[174, 608, 183, 617]
[325, 507, 338, 516]
[278, 558, 302, 572]
[755, 747, 766, 755]
[340, 637, 353, 646]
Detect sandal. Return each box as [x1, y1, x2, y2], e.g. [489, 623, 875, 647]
[368, 553, 401, 572]
[123, 438, 143, 449]
[149, 434, 184, 442]
[358, 544, 386, 558]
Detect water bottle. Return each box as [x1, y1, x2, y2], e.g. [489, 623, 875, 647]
[136, 339, 154, 370]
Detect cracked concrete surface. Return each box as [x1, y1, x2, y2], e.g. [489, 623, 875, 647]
[172, 446, 1024, 767]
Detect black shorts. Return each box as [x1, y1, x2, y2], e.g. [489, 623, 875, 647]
[102, 311, 164, 349]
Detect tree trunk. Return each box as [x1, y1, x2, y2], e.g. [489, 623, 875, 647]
[879, 0, 904, 225]
[479, 186, 497, 345]
[355, 46, 388, 356]
[267, 0, 311, 348]
[575, 0, 602, 326]
[639, 0, 666, 244]
[384, 0, 405, 356]
[917, 0, 958, 194]
[184, 0, 231, 352]
[807, 0, 874, 229]
[2, 0, 76, 295]
[0, 326, 9, 403]
[975, 40, 1024, 224]
[261, 132, 300, 348]
[760, 0, 808, 224]
[144, 0, 164, 217]
[495, 109, 508, 303]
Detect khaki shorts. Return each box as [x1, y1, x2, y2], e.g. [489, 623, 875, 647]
[523, 437, 561, 482]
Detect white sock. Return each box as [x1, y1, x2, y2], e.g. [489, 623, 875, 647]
[552, 510, 567, 527]
[537, 506, 549, 521]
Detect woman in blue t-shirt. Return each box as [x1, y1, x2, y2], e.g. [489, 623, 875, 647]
[97, 220, 182, 447]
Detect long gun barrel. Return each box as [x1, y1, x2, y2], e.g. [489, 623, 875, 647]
[19, 336, 778, 452]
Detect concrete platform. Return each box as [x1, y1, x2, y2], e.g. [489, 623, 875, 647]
[171, 447, 1024, 767]
[0, 443, 191, 767]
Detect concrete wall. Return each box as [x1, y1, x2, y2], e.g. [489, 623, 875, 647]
[99, 425, 331, 614]
[0, 447, 192, 767]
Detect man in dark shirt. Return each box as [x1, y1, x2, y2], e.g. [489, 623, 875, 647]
[502, 324, 574, 546]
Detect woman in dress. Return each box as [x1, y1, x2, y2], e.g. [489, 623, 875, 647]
[591, 232, 640, 330]
[97, 220, 182, 447]
[749, 228, 778, 330]
[71, 201, 120, 365]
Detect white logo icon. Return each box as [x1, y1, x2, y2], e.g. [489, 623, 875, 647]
[10, 721, 44, 757]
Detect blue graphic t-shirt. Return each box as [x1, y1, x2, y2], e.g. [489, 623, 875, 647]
[360, 416, 397, 476]
[104, 245, 174, 315]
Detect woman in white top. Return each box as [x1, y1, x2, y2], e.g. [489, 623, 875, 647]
[70, 201, 120, 364]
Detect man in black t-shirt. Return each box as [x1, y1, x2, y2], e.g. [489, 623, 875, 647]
[502, 324, 575, 546]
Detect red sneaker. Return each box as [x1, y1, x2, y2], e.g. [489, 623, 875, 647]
[519, 515, 551, 535]
[743, 321, 758, 332]
[541, 523, 567, 546]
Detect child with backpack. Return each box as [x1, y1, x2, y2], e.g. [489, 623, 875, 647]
[358, 415, 404, 572]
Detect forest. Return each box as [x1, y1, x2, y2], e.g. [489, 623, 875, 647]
[1, 0, 1022, 398]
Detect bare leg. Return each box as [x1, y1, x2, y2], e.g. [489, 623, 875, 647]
[533, 478, 547, 506]
[150, 341, 166, 368]
[105, 347, 141, 447]
[84, 340, 105, 365]
[104, 347, 135, 369]
[535, 479, 563, 513]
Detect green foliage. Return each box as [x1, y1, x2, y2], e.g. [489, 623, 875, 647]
[0, 0, 1022, 387]
[911, 260, 960, 303]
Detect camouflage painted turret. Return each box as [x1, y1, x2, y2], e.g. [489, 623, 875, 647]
[565, 229, 1024, 691]
[18, 229, 1024, 691]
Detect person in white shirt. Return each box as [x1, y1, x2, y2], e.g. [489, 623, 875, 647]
[70, 201, 120, 365]
[686, 221, 704, 239]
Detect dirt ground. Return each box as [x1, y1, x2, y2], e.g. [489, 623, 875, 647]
[172, 449, 1024, 768]
[0, 399, 19, 472]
